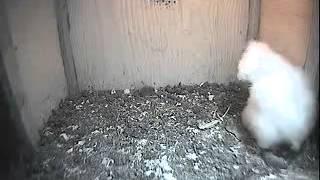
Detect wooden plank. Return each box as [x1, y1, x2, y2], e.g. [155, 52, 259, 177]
[247, 0, 261, 41]
[55, 0, 79, 96]
[259, 0, 313, 66]
[0, 52, 34, 180]
[68, 0, 249, 90]
[0, 1, 34, 178]
[304, 0, 319, 95]
[0, 0, 35, 144]
[2, 0, 68, 144]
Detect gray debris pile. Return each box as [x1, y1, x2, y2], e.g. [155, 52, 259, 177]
[27, 82, 319, 180]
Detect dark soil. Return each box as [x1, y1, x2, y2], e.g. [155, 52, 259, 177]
[26, 82, 319, 180]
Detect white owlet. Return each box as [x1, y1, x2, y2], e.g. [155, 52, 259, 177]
[237, 41, 316, 152]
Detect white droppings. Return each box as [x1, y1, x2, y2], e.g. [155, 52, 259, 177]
[162, 173, 177, 180]
[84, 148, 93, 154]
[75, 105, 82, 110]
[208, 95, 214, 101]
[198, 120, 219, 129]
[145, 159, 162, 177]
[137, 139, 148, 146]
[44, 131, 53, 136]
[252, 168, 260, 174]
[71, 125, 79, 130]
[77, 140, 85, 146]
[60, 133, 69, 141]
[101, 158, 107, 165]
[186, 153, 197, 160]
[134, 139, 149, 161]
[91, 130, 100, 134]
[261, 174, 278, 180]
[145, 170, 153, 176]
[199, 151, 206, 155]
[192, 128, 200, 134]
[124, 89, 130, 94]
[144, 155, 175, 180]
[168, 146, 176, 153]
[134, 150, 143, 161]
[159, 156, 172, 171]
[160, 144, 167, 149]
[177, 95, 186, 99]
[67, 148, 73, 153]
[233, 165, 239, 170]
[102, 157, 114, 168]
[194, 163, 200, 170]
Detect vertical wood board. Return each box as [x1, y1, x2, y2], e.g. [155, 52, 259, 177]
[3, 0, 67, 144]
[259, 0, 313, 66]
[55, 0, 80, 96]
[304, 0, 319, 95]
[68, 0, 250, 90]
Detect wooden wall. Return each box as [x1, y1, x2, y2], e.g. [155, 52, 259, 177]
[304, 0, 319, 94]
[259, 0, 313, 66]
[1, 0, 67, 144]
[66, 0, 250, 90]
[259, 0, 318, 93]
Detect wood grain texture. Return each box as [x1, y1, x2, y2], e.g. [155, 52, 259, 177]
[55, 0, 80, 96]
[304, 0, 319, 94]
[3, 0, 67, 144]
[0, 0, 35, 161]
[247, 0, 261, 41]
[259, 0, 313, 66]
[67, 0, 249, 90]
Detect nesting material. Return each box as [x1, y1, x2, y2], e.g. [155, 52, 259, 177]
[28, 83, 319, 180]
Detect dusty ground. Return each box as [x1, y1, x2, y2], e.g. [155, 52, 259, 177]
[26, 82, 319, 180]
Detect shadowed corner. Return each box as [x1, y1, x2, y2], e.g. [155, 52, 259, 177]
[0, 52, 34, 180]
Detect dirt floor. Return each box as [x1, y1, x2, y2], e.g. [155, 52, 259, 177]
[26, 82, 319, 180]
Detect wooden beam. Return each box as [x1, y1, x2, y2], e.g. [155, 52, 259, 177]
[247, 0, 261, 41]
[0, 1, 34, 178]
[258, 0, 313, 66]
[304, 0, 319, 95]
[55, 0, 79, 96]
